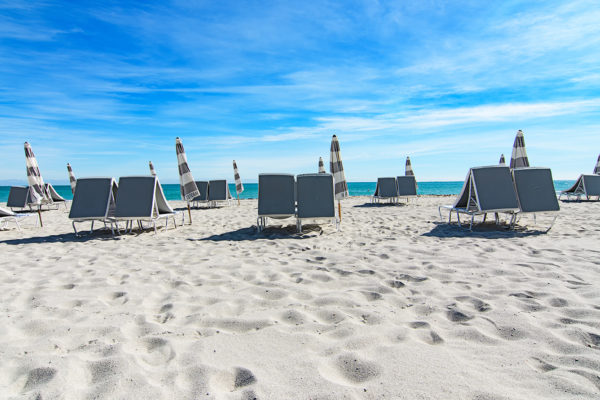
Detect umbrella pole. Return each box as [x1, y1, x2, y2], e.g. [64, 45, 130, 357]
[237, 194, 240, 206]
[37, 208, 43, 227]
[187, 203, 192, 225]
[338, 200, 342, 222]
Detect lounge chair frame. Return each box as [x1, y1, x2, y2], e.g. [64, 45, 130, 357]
[371, 177, 399, 204]
[559, 174, 600, 201]
[296, 173, 339, 233]
[70, 178, 119, 236]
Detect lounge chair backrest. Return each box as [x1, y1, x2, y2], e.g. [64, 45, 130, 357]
[396, 176, 417, 196]
[154, 178, 174, 215]
[208, 180, 230, 201]
[375, 177, 398, 197]
[69, 178, 117, 219]
[454, 166, 518, 212]
[7, 186, 31, 208]
[297, 174, 335, 219]
[115, 176, 157, 218]
[258, 174, 295, 216]
[582, 175, 600, 196]
[45, 183, 66, 202]
[194, 181, 209, 201]
[512, 168, 560, 212]
[0, 206, 15, 217]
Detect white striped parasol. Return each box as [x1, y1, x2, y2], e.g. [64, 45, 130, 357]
[499, 154, 506, 165]
[24, 142, 50, 205]
[318, 157, 326, 173]
[233, 160, 244, 205]
[594, 154, 600, 175]
[510, 130, 530, 169]
[175, 137, 199, 224]
[330, 135, 349, 201]
[67, 163, 77, 194]
[149, 161, 157, 177]
[405, 156, 414, 176]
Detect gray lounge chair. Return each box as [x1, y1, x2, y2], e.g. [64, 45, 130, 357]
[439, 165, 520, 229]
[0, 206, 34, 230]
[559, 174, 600, 201]
[68, 177, 118, 235]
[7, 186, 33, 210]
[208, 179, 232, 207]
[372, 177, 398, 204]
[114, 176, 181, 234]
[192, 181, 209, 207]
[296, 173, 338, 232]
[396, 176, 418, 202]
[257, 174, 296, 231]
[511, 167, 560, 231]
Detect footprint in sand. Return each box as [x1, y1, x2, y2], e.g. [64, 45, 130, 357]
[320, 353, 382, 384]
[22, 367, 57, 391]
[409, 321, 444, 345]
[139, 337, 176, 366]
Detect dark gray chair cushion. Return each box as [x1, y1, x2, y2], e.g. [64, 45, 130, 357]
[513, 168, 559, 212]
[375, 177, 397, 198]
[297, 174, 335, 219]
[7, 186, 29, 208]
[471, 166, 519, 211]
[396, 176, 417, 196]
[208, 180, 230, 201]
[69, 178, 115, 219]
[258, 174, 295, 216]
[583, 175, 600, 196]
[115, 176, 155, 218]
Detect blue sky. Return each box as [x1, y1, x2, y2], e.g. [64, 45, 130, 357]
[1, 0, 599, 184]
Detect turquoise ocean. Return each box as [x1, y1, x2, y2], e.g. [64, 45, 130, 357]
[0, 181, 576, 202]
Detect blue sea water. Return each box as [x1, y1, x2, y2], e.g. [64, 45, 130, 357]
[0, 181, 576, 202]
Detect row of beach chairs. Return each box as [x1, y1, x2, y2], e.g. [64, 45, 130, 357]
[191, 180, 233, 207]
[69, 176, 183, 235]
[257, 173, 338, 233]
[372, 176, 418, 203]
[439, 165, 560, 230]
[559, 174, 600, 201]
[6, 183, 68, 211]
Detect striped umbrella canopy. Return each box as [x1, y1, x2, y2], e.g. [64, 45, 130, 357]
[594, 154, 600, 175]
[510, 129, 530, 169]
[24, 142, 49, 205]
[175, 137, 199, 201]
[233, 160, 244, 195]
[405, 156, 414, 176]
[330, 135, 349, 200]
[149, 161, 157, 177]
[67, 163, 77, 194]
[499, 154, 506, 165]
[318, 157, 326, 173]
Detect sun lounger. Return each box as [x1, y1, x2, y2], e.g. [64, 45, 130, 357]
[68, 177, 118, 235]
[208, 179, 232, 207]
[296, 173, 338, 232]
[7, 186, 32, 211]
[114, 176, 182, 234]
[372, 177, 398, 203]
[510, 167, 560, 231]
[45, 183, 68, 209]
[257, 174, 296, 231]
[192, 181, 209, 207]
[559, 174, 600, 201]
[396, 176, 418, 203]
[439, 165, 520, 229]
[0, 206, 34, 230]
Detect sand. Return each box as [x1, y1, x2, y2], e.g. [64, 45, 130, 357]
[1, 196, 599, 399]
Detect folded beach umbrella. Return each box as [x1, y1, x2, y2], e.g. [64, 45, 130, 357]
[594, 154, 600, 174]
[318, 157, 326, 173]
[233, 160, 244, 205]
[405, 156, 414, 176]
[499, 154, 506, 165]
[175, 137, 200, 223]
[67, 163, 77, 194]
[24, 142, 50, 226]
[149, 161, 157, 177]
[510, 130, 529, 169]
[330, 135, 349, 221]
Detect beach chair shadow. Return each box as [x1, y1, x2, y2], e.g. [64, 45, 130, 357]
[194, 224, 323, 242]
[424, 221, 549, 238]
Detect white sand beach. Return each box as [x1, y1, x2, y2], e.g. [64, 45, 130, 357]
[1, 196, 599, 399]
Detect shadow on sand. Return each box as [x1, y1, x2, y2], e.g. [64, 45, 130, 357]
[190, 224, 324, 242]
[353, 202, 407, 208]
[423, 222, 550, 239]
[0, 229, 120, 245]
